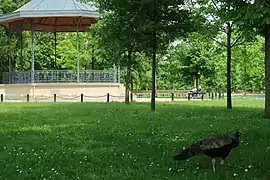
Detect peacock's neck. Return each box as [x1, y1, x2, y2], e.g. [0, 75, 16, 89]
[232, 137, 240, 147]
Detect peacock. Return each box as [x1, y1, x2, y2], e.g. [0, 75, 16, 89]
[173, 130, 241, 172]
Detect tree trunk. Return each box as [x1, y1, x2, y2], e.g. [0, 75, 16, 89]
[195, 77, 199, 90]
[151, 30, 157, 112]
[264, 24, 270, 117]
[125, 50, 132, 104]
[131, 76, 134, 91]
[226, 23, 232, 109]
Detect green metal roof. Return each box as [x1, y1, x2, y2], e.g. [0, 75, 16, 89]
[0, 0, 100, 32]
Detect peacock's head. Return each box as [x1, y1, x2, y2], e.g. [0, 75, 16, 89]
[235, 129, 241, 138]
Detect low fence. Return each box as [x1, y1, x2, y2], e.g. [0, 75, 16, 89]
[0, 91, 264, 103]
[0, 92, 221, 103]
[133, 91, 225, 101]
[132, 90, 264, 101]
[0, 93, 126, 103]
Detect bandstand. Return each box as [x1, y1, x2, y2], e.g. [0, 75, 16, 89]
[0, 0, 125, 102]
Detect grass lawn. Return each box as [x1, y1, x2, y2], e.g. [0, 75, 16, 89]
[0, 99, 269, 180]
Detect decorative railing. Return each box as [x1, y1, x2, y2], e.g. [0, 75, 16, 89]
[2, 70, 119, 84]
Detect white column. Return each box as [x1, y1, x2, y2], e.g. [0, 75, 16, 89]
[31, 19, 35, 84]
[76, 31, 80, 83]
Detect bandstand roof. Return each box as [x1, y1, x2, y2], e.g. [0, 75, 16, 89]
[0, 0, 100, 32]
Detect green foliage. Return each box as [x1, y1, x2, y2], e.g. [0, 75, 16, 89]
[176, 33, 216, 88]
[221, 0, 269, 36]
[0, 0, 27, 14]
[231, 36, 265, 91]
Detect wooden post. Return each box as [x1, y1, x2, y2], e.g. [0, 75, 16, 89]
[27, 94, 29, 102]
[171, 92, 174, 101]
[201, 93, 204, 101]
[81, 93, 83, 102]
[107, 93, 110, 102]
[218, 92, 221, 99]
[1, 94, 3, 102]
[211, 93, 214, 100]
[54, 94, 56, 102]
[130, 92, 133, 102]
[188, 93, 191, 101]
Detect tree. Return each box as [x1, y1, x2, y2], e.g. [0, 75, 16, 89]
[177, 33, 216, 90]
[90, 11, 151, 104]
[231, 36, 264, 92]
[219, 0, 270, 116]
[199, 0, 255, 109]
[95, 0, 197, 111]
[0, 0, 28, 81]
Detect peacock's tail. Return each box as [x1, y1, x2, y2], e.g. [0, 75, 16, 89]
[173, 143, 203, 161]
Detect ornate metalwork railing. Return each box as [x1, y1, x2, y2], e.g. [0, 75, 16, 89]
[2, 70, 118, 84]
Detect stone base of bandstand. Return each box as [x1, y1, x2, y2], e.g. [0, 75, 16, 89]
[0, 83, 127, 102]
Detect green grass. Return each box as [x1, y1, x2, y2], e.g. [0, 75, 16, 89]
[0, 99, 269, 180]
